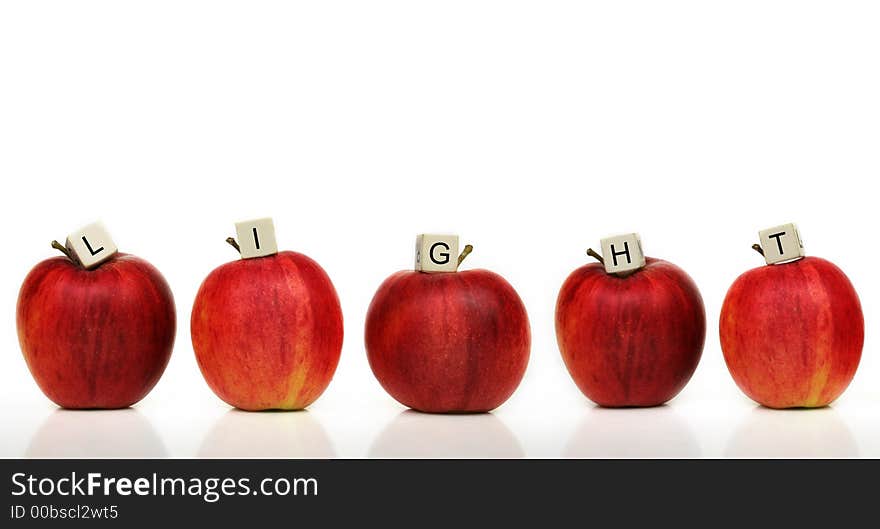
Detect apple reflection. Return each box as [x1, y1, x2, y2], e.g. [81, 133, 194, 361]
[725, 406, 857, 458]
[199, 409, 335, 458]
[369, 410, 524, 458]
[27, 409, 167, 458]
[564, 405, 700, 458]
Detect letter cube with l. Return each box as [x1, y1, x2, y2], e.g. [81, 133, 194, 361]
[759, 223, 805, 265]
[66, 221, 118, 269]
[415, 234, 459, 273]
[235, 217, 278, 259]
[600, 233, 646, 274]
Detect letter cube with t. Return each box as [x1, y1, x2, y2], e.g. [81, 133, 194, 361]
[759, 223, 805, 265]
[415, 234, 459, 273]
[235, 217, 278, 259]
[600, 233, 646, 274]
[66, 221, 118, 269]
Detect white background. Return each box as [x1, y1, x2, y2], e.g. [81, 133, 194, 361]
[1, 1, 877, 458]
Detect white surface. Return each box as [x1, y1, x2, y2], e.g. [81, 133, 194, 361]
[1, 1, 878, 458]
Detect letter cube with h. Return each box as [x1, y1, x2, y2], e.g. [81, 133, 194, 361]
[600, 233, 646, 274]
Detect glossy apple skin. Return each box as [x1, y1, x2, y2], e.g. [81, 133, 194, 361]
[720, 256, 863, 408]
[17, 254, 176, 409]
[365, 269, 530, 413]
[191, 251, 343, 411]
[555, 258, 706, 407]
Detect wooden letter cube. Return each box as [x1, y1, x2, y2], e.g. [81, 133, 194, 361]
[65, 221, 118, 269]
[415, 234, 459, 273]
[235, 217, 278, 259]
[600, 233, 646, 274]
[759, 223, 805, 264]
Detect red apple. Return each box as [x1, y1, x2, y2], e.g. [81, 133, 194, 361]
[720, 256, 863, 408]
[191, 251, 343, 411]
[555, 257, 706, 407]
[365, 270, 530, 413]
[17, 253, 176, 409]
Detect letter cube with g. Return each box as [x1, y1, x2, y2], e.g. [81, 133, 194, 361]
[66, 221, 118, 269]
[415, 234, 459, 273]
[600, 233, 646, 274]
[759, 223, 805, 265]
[235, 217, 278, 259]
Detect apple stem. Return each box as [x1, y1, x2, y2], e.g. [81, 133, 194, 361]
[457, 244, 474, 267]
[751, 243, 765, 257]
[51, 240, 74, 261]
[587, 247, 637, 277]
[226, 237, 241, 254]
[586, 248, 605, 265]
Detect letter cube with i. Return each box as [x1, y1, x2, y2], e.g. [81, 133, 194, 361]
[235, 217, 278, 259]
[600, 233, 646, 274]
[758, 223, 805, 265]
[415, 234, 459, 273]
[66, 221, 118, 269]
